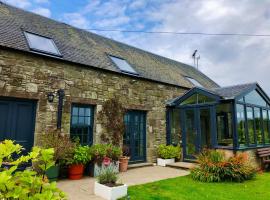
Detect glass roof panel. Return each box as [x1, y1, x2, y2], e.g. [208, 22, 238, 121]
[110, 56, 138, 74]
[244, 90, 267, 107]
[24, 32, 61, 56]
[180, 94, 216, 105]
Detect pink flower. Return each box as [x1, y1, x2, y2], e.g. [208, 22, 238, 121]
[103, 157, 111, 166]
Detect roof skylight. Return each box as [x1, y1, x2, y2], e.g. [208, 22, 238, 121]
[109, 56, 138, 75]
[24, 32, 61, 56]
[186, 77, 204, 87]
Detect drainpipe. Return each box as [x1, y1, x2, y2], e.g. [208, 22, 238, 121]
[57, 89, 65, 129]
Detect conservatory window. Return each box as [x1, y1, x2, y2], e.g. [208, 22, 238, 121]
[216, 104, 233, 147]
[244, 90, 267, 107]
[263, 110, 270, 144]
[254, 107, 263, 145]
[246, 107, 256, 145]
[168, 109, 181, 145]
[180, 94, 216, 105]
[236, 104, 247, 147]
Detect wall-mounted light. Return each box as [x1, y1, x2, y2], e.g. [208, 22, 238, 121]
[47, 92, 55, 103]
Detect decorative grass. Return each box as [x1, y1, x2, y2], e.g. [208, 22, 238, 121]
[121, 173, 270, 200]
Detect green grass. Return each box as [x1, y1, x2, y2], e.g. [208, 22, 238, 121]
[122, 173, 270, 200]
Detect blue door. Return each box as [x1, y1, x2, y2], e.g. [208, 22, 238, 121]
[0, 98, 36, 152]
[124, 111, 146, 163]
[182, 106, 214, 160]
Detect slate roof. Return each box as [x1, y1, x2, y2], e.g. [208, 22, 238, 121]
[0, 2, 219, 89]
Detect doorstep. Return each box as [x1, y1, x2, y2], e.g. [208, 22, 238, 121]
[166, 162, 197, 170]
[128, 162, 153, 170]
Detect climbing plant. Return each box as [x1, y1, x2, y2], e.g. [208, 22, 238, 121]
[99, 97, 126, 146]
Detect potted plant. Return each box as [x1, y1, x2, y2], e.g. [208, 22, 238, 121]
[157, 144, 181, 167]
[94, 159, 127, 200]
[36, 130, 76, 181]
[67, 145, 91, 180]
[89, 144, 121, 177]
[119, 145, 130, 172]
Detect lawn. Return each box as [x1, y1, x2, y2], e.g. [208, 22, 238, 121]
[123, 173, 270, 200]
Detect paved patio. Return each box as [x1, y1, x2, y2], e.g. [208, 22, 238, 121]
[57, 166, 189, 200]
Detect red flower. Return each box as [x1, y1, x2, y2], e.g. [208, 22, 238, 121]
[103, 157, 111, 166]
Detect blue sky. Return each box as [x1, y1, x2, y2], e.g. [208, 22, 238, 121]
[3, 0, 270, 94]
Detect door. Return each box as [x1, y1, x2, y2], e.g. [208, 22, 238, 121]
[0, 98, 36, 152]
[124, 110, 146, 163]
[182, 106, 214, 160]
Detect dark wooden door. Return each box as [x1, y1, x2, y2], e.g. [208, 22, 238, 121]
[0, 98, 36, 152]
[124, 110, 146, 163]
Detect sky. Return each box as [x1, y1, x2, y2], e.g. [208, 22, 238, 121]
[3, 0, 270, 94]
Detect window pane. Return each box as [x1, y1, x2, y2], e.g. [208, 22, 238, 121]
[254, 107, 263, 145]
[236, 104, 247, 146]
[263, 110, 270, 144]
[169, 109, 181, 145]
[246, 107, 255, 145]
[70, 105, 93, 145]
[216, 104, 233, 146]
[245, 90, 267, 107]
[180, 94, 216, 105]
[185, 77, 204, 87]
[25, 32, 60, 55]
[110, 56, 138, 74]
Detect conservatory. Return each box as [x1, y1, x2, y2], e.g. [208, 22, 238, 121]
[166, 83, 270, 161]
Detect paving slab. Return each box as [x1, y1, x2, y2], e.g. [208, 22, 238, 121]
[166, 162, 197, 170]
[57, 166, 189, 200]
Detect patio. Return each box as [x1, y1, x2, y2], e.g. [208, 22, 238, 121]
[57, 166, 189, 200]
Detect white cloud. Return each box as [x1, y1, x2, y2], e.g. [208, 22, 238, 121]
[32, 7, 51, 17]
[63, 13, 89, 29]
[3, 0, 31, 8]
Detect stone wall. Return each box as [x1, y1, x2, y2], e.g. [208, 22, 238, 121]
[0, 48, 186, 162]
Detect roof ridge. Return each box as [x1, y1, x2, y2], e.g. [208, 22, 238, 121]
[213, 82, 257, 90]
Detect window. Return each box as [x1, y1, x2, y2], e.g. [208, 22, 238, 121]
[185, 77, 204, 87]
[244, 90, 267, 107]
[168, 108, 181, 145]
[70, 104, 94, 145]
[109, 56, 138, 75]
[263, 110, 270, 144]
[180, 94, 216, 105]
[236, 104, 247, 147]
[24, 32, 61, 56]
[246, 107, 255, 145]
[216, 104, 233, 147]
[254, 107, 263, 145]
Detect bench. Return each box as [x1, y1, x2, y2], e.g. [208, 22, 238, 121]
[257, 148, 270, 170]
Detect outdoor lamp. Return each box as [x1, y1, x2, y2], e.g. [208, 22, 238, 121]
[47, 92, 55, 103]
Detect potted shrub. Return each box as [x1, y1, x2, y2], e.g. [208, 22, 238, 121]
[67, 145, 91, 180]
[157, 144, 181, 167]
[36, 129, 76, 181]
[94, 159, 127, 200]
[119, 145, 130, 172]
[89, 144, 121, 177]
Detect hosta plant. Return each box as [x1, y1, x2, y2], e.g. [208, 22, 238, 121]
[0, 140, 66, 199]
[157, 144, 181, 159]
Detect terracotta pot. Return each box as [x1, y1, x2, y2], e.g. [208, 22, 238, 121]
[119, 156, 130, 172]
[68, 164, 84, 180]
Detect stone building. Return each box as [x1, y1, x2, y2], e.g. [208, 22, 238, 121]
[1, 3, 270, 166]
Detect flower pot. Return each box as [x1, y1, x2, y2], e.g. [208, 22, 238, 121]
[119, 157, 129, 172]
[94, 181, 127, 200]
[157, 158, 175, 167]
[68, 164, 84, 180]
[46, 165, 60, 182]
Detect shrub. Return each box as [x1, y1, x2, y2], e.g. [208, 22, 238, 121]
[36, 129, 76, 164]
[97, 159, 119, 186]
[67, 145, 91, 165]
[157, 144, 181, 159]
[191, 149, 256, 182]
[0, 140, 66, 199]
[89, 144, 121, 165]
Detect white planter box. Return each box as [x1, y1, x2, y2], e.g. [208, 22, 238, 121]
[157, 158, 175, 167]
[94, 182, 127, 200]
[93, 161, 119, 177]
